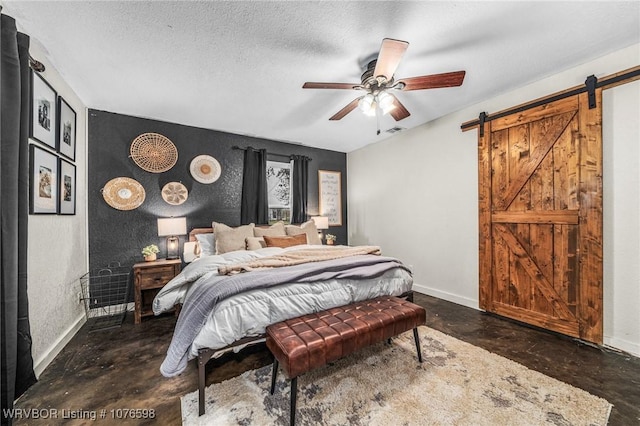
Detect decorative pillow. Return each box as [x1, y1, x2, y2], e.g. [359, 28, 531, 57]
[183, 241, 200, 263]
[213, 222, 255, 254]
[195, 233, 215, 257]
[246, 236, 266, 251]
[285, 220, 322, 245]
[263, 233, 308, 248]
[254, 221, 286, 237]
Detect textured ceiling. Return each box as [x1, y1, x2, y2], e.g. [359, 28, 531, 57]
[2, 1, 639, 153]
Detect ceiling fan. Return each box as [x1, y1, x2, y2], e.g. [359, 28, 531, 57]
[303, 38, 466, 131]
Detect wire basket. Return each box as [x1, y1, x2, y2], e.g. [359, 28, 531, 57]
[80, 264, 131, 331]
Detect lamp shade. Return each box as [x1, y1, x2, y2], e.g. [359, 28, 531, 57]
[157, 217, 187, 237]
[311, 216, 329, 230]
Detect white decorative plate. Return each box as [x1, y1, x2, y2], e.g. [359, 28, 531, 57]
[102, 177, 146, 210]
[190, 155, 221, 184]
[161, 182, 188, 205]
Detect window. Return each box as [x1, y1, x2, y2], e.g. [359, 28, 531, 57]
[266, 160, 292, 224]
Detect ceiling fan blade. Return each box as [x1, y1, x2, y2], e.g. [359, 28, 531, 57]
[397, 70, 466, 91]
[303, 82, 360, 90]
[329, 97, 362, 121]
[373, 38, 409, 82]
[389, 95, 410, 121]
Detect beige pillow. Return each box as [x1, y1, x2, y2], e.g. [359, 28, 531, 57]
[285, 220, 322, 245]
[246, 236, 266, 251]
[213, 222, 255, 254]
[254, 221, 286, 237]
[264, 233, 308, 248]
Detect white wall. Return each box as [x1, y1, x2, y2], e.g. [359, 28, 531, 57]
[603, 79, 640, 356]
[27, 40, 88, 376]
[348, 44, 640, 357]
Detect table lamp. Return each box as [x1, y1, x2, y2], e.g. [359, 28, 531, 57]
[157, 217, 187, 260]
[311, 216, 329, 242]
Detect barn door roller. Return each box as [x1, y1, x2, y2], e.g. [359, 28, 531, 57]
[585, 75, 598, 109]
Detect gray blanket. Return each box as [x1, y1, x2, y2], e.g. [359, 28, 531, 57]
[160, 255, 409, 377]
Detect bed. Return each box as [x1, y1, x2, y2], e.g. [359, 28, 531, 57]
[153, 221, 413, 414]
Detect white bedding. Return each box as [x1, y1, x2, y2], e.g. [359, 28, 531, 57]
[153, 245, 413, 359]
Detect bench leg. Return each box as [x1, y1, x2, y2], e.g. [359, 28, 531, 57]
[198, 362, 205, 416]
[270, 358, 279, 395]
[290, 376, 297, 426]
[413, 327, 423, 363]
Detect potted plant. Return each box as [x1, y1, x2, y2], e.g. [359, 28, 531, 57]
[325, 234, 336, 245]
[141, 244, 159, 262]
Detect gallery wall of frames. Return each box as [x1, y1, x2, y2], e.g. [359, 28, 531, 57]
[29, 70, 77, 215]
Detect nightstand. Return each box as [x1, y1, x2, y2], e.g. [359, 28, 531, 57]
[133, 258, 182, 324]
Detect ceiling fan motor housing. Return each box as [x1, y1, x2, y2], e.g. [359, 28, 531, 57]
[361, 60, 394, 91]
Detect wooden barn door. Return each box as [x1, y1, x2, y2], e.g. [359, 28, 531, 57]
[478, 91, 603, 344]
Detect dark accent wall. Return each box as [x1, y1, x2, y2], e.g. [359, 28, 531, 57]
[88, 109, 347, 271]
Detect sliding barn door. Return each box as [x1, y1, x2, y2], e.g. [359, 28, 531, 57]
[478, 91, 603, 344]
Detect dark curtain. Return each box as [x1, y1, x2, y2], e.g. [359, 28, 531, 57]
[291, 155, 310, 224]
[1, 13, 37, 425]
[240, 147, 268, 224]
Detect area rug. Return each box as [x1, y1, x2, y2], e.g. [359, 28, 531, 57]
[181, 326, 612, 425]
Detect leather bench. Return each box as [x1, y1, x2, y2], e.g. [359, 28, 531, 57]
[266, 296, 426, 425]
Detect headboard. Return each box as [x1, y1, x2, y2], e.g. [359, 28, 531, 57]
[189, 228, 214, 241]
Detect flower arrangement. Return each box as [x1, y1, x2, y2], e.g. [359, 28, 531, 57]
[325, 234, 336, 245]
[141, 244, 159, 261]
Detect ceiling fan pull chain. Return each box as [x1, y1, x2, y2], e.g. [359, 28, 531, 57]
[376, 104, 381, 135]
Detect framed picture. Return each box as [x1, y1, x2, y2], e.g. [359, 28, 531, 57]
[58, 158, 76, 215]
[29, 144, 58, 214]
[57, 97, 76, 161]
[318, 170, 342, 226]
[30, 71, 57, 149]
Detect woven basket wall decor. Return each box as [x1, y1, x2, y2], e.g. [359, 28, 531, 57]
[161, 182, 188, 205]
[102, 177, 146, 211]
[190, 155, 222, 184]
[129, 133, 178, 173]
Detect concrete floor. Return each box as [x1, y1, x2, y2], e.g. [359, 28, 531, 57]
[14, 293, 640, 425]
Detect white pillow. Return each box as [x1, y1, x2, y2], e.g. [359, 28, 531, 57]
[195, 233, 215, 257]
[183, 241, 199, 263]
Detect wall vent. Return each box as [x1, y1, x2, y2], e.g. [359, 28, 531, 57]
[386, 126, 405, 134]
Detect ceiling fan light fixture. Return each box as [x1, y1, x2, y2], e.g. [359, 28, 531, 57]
[362, 102, 377, 116]
[364, 104, 377, 116]
[377, 91, 395, 113]
[358, 93, 375, 114]
[381, 103, 396, 115]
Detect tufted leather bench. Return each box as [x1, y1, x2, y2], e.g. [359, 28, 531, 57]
[266, 296, 426, 425]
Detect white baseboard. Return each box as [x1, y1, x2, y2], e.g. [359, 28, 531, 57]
[604, 336, 640, 358]
[33, 313, 86, 378]
[412, 283, 480, 311]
